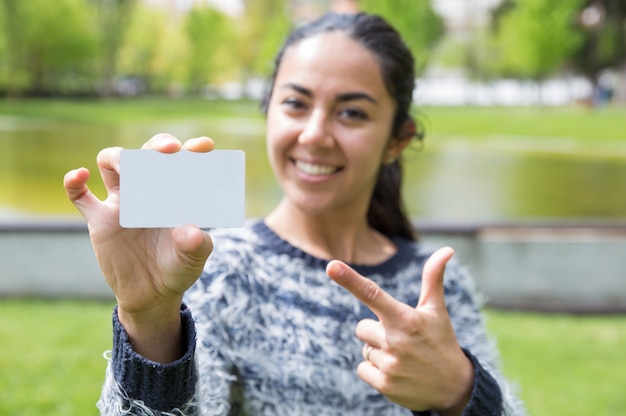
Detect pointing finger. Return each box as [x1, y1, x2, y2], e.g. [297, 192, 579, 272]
[417, 246, 455, 311]
[327, 260, 407, 321]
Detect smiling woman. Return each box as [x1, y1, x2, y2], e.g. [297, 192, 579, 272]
[62, 12, 524, 416]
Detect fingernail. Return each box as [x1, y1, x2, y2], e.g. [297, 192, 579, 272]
[156, 134, 175, 146]
[328, 260, 345, 277]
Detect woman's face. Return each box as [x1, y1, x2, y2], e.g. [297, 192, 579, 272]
[265, 31, 399, 217]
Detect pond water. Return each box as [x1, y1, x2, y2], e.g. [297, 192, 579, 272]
[1, 116, 625, 222]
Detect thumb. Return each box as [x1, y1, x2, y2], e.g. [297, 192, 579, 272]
[172, 224, 213, 267]
[417, 246, 455, 311]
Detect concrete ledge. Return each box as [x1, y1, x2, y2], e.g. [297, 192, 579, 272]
[0, 221, 110, 299]
[413, 221, 626, 313]
[2, 220, 626, 313]
[475, 226, 626, 313]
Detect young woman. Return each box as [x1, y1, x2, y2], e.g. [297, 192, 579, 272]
[64, 12, 524, 416]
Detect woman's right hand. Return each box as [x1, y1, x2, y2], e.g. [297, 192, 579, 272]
[63, 133, 214, 362]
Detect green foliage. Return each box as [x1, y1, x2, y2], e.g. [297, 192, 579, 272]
[185, 6, 237, 93]
[494, 0, 586, 79]
[359, 0, 445, 74]
[118, 5, 172, 92]
[90, 0, 137, 95]
[238, 0, 292, 78]
[1, 0, 623, 98]
[0, 4, 6, 87]
[434, 28, 504, 81]
[0, 0, 98, 95]
[572, 0, 626, 82]
[596, 26, 620, 65]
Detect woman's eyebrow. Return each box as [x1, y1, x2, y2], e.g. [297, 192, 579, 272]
[336, 92, 378, 105]
[279, 83, 312, 97]
[279, 83, 378, 105]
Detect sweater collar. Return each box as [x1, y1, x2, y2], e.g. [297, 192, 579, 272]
[251, 219, 417, 277]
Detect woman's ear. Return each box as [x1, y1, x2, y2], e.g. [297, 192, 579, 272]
[383, 119, 418, 164]
[399, 118, 417, 139]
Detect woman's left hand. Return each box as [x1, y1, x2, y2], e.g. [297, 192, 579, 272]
[326, 247, 473, 416]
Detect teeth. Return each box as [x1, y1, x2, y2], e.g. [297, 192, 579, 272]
[295, 161, 337, 176]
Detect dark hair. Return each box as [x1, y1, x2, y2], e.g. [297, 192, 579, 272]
[263, 12, 422, 241]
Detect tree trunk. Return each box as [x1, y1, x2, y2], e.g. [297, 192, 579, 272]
[610, 0, 626, 104]
[613, 62, 626, 105]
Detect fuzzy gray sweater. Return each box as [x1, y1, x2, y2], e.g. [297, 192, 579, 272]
[98, 220, 524, 415]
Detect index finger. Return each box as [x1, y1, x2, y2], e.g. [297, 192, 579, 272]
[326, 260, 407, 321]
[141, 133, 182, 153]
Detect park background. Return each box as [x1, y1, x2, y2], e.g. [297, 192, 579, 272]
[1, 0, 625, 414]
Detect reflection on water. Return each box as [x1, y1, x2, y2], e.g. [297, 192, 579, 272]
[404, 143, 626, 221]
[0, 118, 279, 219]
[1, 118, 625, 221]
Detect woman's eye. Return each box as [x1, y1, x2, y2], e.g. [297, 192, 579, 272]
[282, 98, 306, 110]
[340, 108, 368, 120]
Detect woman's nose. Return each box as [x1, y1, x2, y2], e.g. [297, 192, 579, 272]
[298, 111, 333, 148]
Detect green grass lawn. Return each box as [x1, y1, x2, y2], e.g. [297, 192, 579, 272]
[1, 98, 624, 142]
[0, 299, 624, 415]
[0, 300, 113, 415]
[485, 310, 626, 415]
[419, 105, 626, 143]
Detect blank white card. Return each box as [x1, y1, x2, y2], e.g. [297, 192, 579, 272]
[120, 149, 245, 228]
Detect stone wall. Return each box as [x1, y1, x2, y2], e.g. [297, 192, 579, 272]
[2, 221, 625, 313]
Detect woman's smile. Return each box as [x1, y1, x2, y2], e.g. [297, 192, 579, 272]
[292, 159, 343, 177]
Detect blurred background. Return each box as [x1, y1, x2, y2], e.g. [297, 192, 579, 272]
[0, 0, 625, 414]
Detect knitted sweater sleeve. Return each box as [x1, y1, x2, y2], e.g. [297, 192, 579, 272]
[96, 265, 246, 416]
[96, 306, 200, 415]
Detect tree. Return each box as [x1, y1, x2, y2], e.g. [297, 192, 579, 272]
[118, 5, 177, 94]
[358, 0, 445, 74]
[0, 0, 22, 95]
[494, 0, 586, 80]
[238, 0, 292, 80]
[90, 0, 137, 96]
[572, 0, 626, 102]
[0, 0, 97, 96]
[492, 0, 626, 103]
[184, 5, 236, 94]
